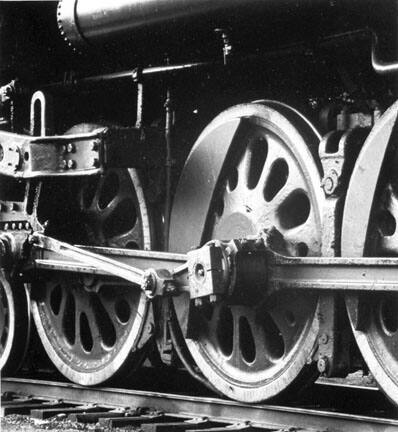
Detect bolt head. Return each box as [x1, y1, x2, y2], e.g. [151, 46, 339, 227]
[194, 298, 203, 308]
[209, 294, 221, 303]
[319, 333, 329, 344]
[317, 356, 329, 374]
[323, 176, 335, 194]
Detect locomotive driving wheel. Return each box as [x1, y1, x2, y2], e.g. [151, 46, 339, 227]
[342, 101, 398, 404]
[32, 124, 154, 385]
[169, 102, 324, 402]
[0, 272, 30, 375]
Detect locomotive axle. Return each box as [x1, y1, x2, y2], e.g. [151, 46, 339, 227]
[28, 232, 398, 299]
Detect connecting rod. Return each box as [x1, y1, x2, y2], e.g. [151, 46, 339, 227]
[29, 232, 398, 302]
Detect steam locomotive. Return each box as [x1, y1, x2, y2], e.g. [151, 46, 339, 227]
[1, 0, 398, 406]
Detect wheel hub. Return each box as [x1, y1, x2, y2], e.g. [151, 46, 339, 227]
[215, 213, 256, 240]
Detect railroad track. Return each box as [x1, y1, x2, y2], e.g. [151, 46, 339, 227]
[2, 378, 398, 431]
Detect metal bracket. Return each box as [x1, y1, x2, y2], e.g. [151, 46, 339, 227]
[0, 126, 157, 178]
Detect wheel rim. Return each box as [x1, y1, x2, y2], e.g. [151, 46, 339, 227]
[0, 272, 30, 374]
[0, 278, 15, 370]
[32, 124, 153, 385]
[170, 102, 323, 402]
[342, 102, 398, 404]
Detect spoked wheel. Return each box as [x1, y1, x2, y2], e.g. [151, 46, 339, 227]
[0, 272, 30, 375]
[169, 102, 324, 402]
[342, 101, 398, 404]
[32, 124, 154, 385]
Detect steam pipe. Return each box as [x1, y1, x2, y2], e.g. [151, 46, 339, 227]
[58, 0, 245, 49]
[371, 33, 398, 75]
[57, 0, 380, 51]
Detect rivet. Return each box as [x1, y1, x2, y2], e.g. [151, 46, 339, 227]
[67, 143, 75, 153]
[67, 159, 76, 169]
[11, 223, 16, 230]
[60, 160, 68, 170]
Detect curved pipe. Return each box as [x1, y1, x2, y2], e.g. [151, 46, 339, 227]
[371, 33, 398, 75]
[30, 91, 53, 136]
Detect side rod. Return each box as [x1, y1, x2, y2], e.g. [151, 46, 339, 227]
[29, 234, 398, 300]
[270, 254, 398, 292]
[30, 233, 145, 286]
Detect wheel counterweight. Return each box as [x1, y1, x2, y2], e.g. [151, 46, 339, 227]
[169, 102, 324, 402]
[31, 124, 154, 385]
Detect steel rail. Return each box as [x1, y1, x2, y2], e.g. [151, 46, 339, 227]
[2, 378, 398, 432]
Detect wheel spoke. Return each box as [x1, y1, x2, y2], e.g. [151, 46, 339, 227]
[107, 220, 142, 249]
[240, 309, 276, 368]
[256, 135, 287, 192]
[56, 290, 67, 322]
[87, 307, 102, 348]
